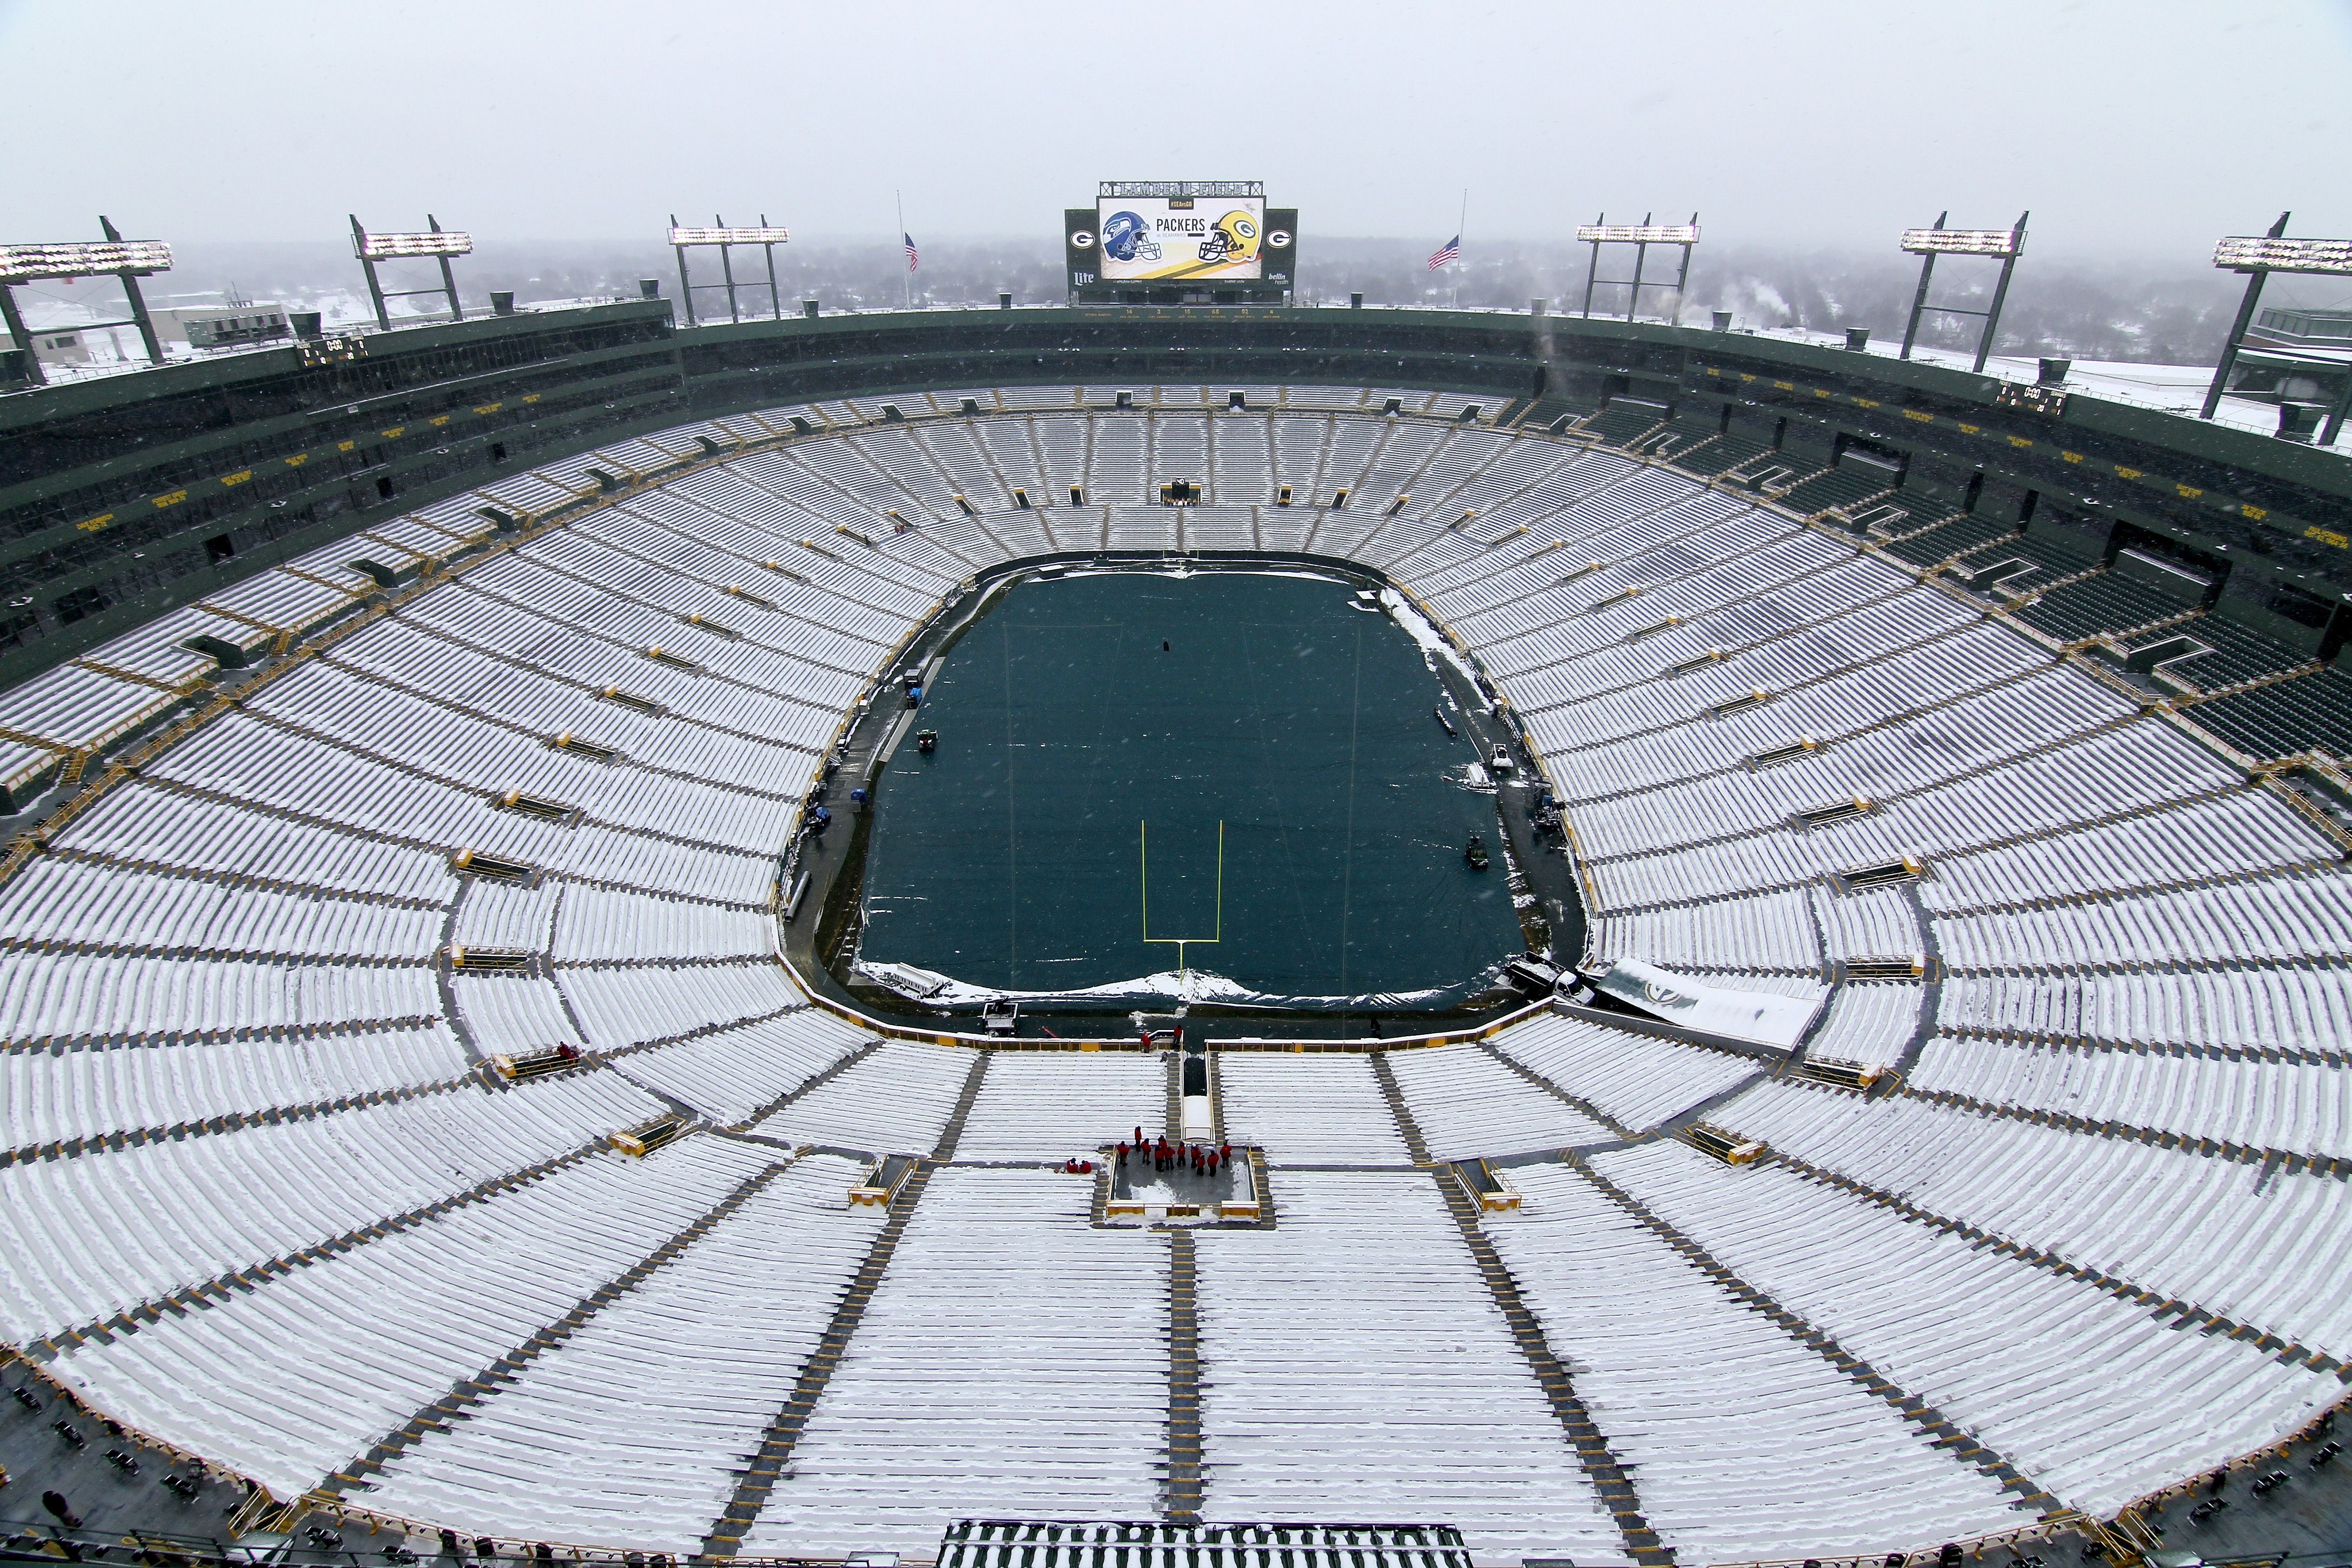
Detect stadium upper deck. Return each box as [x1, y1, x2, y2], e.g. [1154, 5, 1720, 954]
[2, 299, 2347, 700]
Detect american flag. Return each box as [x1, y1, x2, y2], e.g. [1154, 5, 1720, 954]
[903, 233, 919, 272]
[1427, 234, 1460, 270]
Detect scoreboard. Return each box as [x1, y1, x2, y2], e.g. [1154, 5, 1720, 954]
[1066, 182, 1296, 305]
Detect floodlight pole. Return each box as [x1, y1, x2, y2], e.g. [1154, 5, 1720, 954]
[2322, 373, 2352, 448]
[428, 214, 463, 323]
[100, 215, 165, 365]
[2201, 210, 2292, 421]
[1668, 213, 1696, 326]
[716, 214, 740, 324]
[762, 213, 783, 320]
[1898, 212, 1946, 361]
[1625, 212, 1649, 324]
[0, 285, 42, 386]
[354, 215, 392, 331]
[1972, 210, 2028, 373]
[1580, 213, 1604, 319]
[670, 215, 697, 328]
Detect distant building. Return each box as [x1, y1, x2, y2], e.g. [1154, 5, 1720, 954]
[2246, 306, 2352, 351]
[29, 329, 90, 367]
[181, 303, 291, 349]
[2230, 306, 2352, 409]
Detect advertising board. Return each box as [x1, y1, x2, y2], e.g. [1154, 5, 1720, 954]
[1095, 196, 1267, 281]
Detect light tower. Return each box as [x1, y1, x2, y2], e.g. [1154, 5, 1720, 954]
[1896, 212, 2028, 373]
[0, 217, 173, 386]
[351, 215, 473, 331]
[668, 217, 791, 326]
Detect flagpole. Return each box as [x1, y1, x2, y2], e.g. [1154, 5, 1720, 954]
[896, 190, 911, 309]
[1455, 187, 1468, 309]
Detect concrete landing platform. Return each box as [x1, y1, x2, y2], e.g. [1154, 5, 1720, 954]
[1104, 1144, 1261, 1225]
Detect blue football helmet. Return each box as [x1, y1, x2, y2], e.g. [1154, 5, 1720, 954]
[1102, 210, 1162, 264]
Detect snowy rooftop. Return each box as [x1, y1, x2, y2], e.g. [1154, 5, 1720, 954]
[1719, 321, 2350, 453]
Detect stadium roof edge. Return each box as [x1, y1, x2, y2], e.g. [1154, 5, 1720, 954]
[0, 298, 675, 426]
[6, 301, 2340, 494]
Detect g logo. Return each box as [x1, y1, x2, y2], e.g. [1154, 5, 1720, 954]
[1267, 229, 1292, 247]
[1071, 231, 1095, 248]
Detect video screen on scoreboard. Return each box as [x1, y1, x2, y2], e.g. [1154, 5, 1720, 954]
[1095, 196, 1266, 281]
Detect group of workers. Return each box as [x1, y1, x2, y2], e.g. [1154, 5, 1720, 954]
[1116, 1127, 1232, 1179]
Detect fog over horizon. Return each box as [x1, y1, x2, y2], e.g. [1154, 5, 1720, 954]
[11, 232, 2277, 369]
[6, 0, 2348, 368]
[3, 0, 2345, 254]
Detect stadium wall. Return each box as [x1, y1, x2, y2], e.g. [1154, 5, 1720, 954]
[3, 301, 2348, 692]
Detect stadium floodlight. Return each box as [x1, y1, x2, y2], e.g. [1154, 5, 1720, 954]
[1899, 226, 2022, 258]
[0, 239, 174, 283]
[2203, 213, 2352, 428]
[355, 228, 473, 261]
[668, 225, 791, 247]
[668, 214, 790, 327]
[1575, 222, 1701, 246]
[1576, 213, 1700, 324]
[350, 214, 470, 331]
[1897, 211, 2028, 372]
[2212, 235, 2352, 275]
[0, 217, 174, 386]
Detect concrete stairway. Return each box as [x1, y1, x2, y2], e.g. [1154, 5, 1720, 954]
[1431, 1169, 1673, 1566]
[388, 603, 800, 756]
[1898, 1081, 2352, 1177]
[1165, 1230, 1203, 1520]
[43, 841, 445, 912]
[1368, 1053, 1433, 1164]
[1205, 1052, 1227, 1144]
[1245, 1147, 1277, 1227]
[723, 1037, 880, 1133]
[0, 998, 444, 1060]
[1, 1058, 479, 1171]
[931, 1051, 991, 1161]
[702, 1161, 935, 1558]
[247, 680, 748, 863]
[1567, 1153, 2062, 1515]
[40, 1138, 615, 1355]
[1477, 1039, 1642, 1139]
[317, 1157, 793, 1500]
[1768, 1144, 2338, 1374]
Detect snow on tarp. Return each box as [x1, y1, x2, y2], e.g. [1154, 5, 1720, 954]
[1586, 958, 1822, 1053]
[1379, 586, 1484, 693]
[858, 958, 1470, 1012]
[857, 961, 956, 1001]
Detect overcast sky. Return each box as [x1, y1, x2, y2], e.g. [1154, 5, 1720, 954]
[6, 0, 2348, 264]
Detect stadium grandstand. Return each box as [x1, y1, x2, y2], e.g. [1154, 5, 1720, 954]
[1, 249, 2351, 1568]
